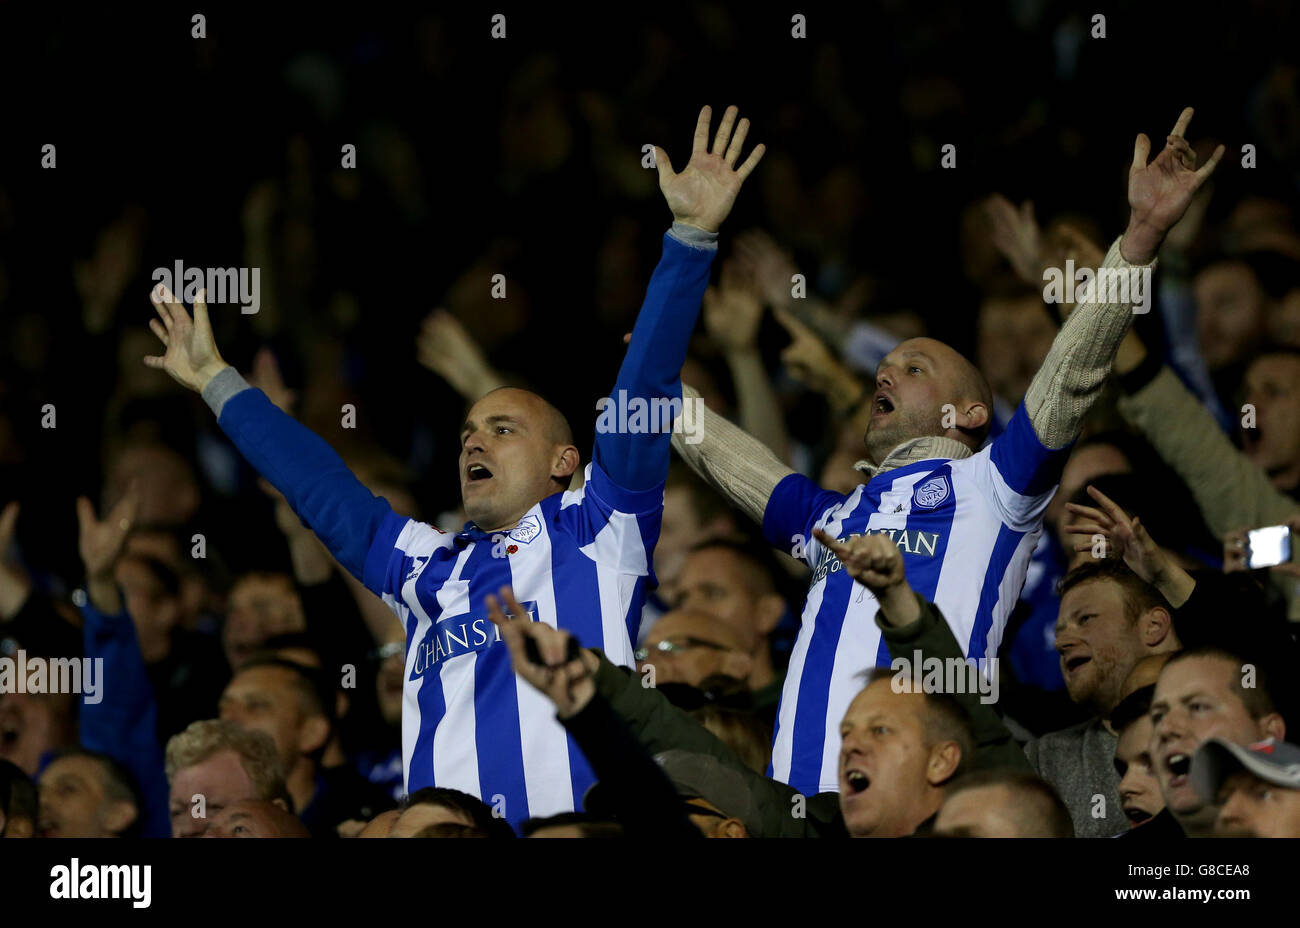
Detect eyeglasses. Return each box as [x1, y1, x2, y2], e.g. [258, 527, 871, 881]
[634, 637, 732, 662]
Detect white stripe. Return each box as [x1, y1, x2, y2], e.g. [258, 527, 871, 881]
[595, 567, 637, 668]
[931, 466, 999, 654]
[770, 485, 863, 784]
[506, 522, 578, 818]
[818, 471, 927, 791]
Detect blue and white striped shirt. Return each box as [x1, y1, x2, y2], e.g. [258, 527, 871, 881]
[206, 227, 717, 826]
[761, 404, 1070, 795]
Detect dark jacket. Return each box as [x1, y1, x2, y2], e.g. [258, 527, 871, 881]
[590, 590, 1032, 837]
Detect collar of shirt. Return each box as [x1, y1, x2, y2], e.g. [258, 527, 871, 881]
[853, 435, 973, 480]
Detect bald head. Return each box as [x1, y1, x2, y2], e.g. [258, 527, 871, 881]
[459, 388, 580, 532]
[868, 338, 994, 463]
[479, 387, 573, 446]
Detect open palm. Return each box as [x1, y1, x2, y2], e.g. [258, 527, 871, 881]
[144, 285, 229, 394]
[655, 105, 765, 234]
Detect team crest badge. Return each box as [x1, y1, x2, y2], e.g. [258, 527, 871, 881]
[913, 476, 950, 509]
[510, 515, 541, 544]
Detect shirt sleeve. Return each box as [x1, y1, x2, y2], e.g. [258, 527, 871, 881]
[553, 459, 665, 577]
[593, 226, 715, 494]
[761, 472, 849, 566]
[975, 401, 1071, 532]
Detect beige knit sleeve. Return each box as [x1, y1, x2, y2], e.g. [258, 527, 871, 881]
[1024, 237, 1155, 449]
[671, 384, 795, 527]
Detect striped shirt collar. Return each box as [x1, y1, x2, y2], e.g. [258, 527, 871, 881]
[853, 435, 973, 480]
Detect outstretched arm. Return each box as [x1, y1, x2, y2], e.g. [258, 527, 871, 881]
[1023, 108, 1224, 449]
[144, 286, 396, 590]
[596, 105, 765, 492]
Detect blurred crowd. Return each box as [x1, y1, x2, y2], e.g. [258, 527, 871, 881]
[3, 4, 1300, 838]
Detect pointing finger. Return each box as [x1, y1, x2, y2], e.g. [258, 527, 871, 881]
[1169, 106, 1194, 139]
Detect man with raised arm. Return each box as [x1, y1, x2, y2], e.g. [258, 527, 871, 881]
[673, 109, 1223, 796]
[143, 105, 765, 826]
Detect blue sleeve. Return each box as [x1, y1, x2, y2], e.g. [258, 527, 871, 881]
[592, 230, 716, 493]
[989, 402, 1072, 497]
[216, 388, 396, 587]
[79, 602, 171, 839]
[762, 473, 848, 563]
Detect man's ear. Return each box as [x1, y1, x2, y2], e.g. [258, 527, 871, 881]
[755, 593, 785, 636]
[713, 818, 749, 838]
[552, 445, 580, 482]
[927, 741, 963, 786]
[1141, 606, 1176, 649]
[1262, 713, 1286, 741]
[298, 715, 331, 757]
[102, 800, 139, 836]
[957, 401, 990, 434]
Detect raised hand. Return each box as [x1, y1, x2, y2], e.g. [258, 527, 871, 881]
[654, 105, 766, 234]
[246, 348, 296, 415]
[417, 308, 504, 402]
[985, 194, 1041, 286]
[1122, 108, 1225, 264]
[486, 586, 597, 719]
[773, 308, 862, 414]
[1064, 484, 1196, 606]
[703, 259, 764, 353]
[0, 501, 32, 620]
[143, 286, 230, 394]
[76, 491, 137, 582]
[812, 528, 919, 626]
[733, 229, 800, 311]
[76, 488, 138, 614]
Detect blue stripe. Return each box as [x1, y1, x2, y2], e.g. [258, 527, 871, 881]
[966, 524, 1025, 661]
[784, 491, 875, 795]
[462, 540, 530, 826]
[874, 466, 957, 667]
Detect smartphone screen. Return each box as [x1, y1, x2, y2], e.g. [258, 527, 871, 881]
[1247, 525, 1292, 569]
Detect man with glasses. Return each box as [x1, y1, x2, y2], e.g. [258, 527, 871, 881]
[636, 608, 756, 689]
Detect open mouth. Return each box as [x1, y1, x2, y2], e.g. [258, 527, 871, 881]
[466, 463, 494, 483]
[1064, 655, 1091, 674]
[1164, 752, 1191, 786]
[844, 768, 871, 795]
[873, 393, 895, 416]
[1124, 806, 1153, 825]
